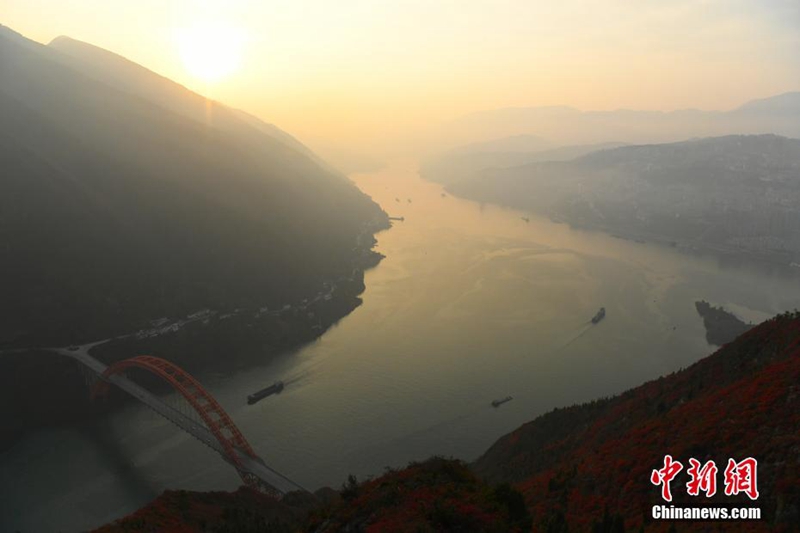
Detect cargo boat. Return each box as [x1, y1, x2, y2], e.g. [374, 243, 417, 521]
[247, 381, 284, 405]
[491, 396, 513, 408]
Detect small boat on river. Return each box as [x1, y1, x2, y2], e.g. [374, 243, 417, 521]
[491, 396, 513, 408]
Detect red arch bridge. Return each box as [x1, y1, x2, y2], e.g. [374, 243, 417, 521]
[58, 347, 305, 496]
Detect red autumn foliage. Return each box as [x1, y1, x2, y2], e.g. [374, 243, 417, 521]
[307, 458, 531, 532]
[475, 312, 800, 531]
[92, 486, 314, 533]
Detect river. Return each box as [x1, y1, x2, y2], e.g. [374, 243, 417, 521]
[3, 160, 799, 532]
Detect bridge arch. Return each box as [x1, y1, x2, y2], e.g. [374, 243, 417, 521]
[93, 355, 260, 489]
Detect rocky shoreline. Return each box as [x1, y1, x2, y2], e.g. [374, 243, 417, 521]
[694, 300, 753, 346]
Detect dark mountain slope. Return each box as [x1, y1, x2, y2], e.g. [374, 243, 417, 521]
[47, 35, 320, 165]
[0, 25, 387, 346]
[92, 486, 320, 533]
[475, 312, 800, 531]
[95, 459, 532, 533]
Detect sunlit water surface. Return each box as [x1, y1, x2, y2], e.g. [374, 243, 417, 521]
[3, 161, 799, 531]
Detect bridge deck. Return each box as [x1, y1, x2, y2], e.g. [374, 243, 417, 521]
[56, 347, 305, 495]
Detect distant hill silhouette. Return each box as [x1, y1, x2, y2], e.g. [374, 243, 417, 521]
[448, 134, 800, 261]
[440, 92, 800, 147]
[736, 92, 800, 114]
[0, 25, 387, 346]
[420, 138, 626, 186]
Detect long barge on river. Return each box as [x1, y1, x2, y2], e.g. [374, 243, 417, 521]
[247, 381, 284, 405]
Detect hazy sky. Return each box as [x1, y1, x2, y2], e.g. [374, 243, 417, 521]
[4, 0, 799, 154]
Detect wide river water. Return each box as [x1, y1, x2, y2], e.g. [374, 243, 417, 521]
[3, 161, 800, 531]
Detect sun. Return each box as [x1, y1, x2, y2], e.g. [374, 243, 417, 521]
[176, 22, 246, 83]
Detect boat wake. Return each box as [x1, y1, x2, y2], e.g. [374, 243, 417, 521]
[281, 358, 328, 387]
[559, 322, 594, 350]
[558, 309, 607, 350]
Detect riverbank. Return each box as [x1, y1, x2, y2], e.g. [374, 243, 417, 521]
[0, 222, 388, 452]
[468, 195, 800, 273]
[579, 218, 799, 272]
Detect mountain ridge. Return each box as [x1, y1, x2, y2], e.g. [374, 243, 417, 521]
[447, 134, 800, 264]
[440, 92, 800, 147]
[0, 25, 388, 346]
[46, 35, 324, 168]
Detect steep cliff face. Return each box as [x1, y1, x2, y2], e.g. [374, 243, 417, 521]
[474, 312, 800, 531]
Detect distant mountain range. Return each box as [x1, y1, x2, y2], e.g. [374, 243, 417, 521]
[425, 91, 800, 188]
[0, 24, 387, 347]
[446, 134, 800, 262]
[441, 92, 800, 147]
[420, 137, 627, 186]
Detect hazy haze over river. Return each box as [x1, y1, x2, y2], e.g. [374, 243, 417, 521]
[3, 161, 799, 532]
